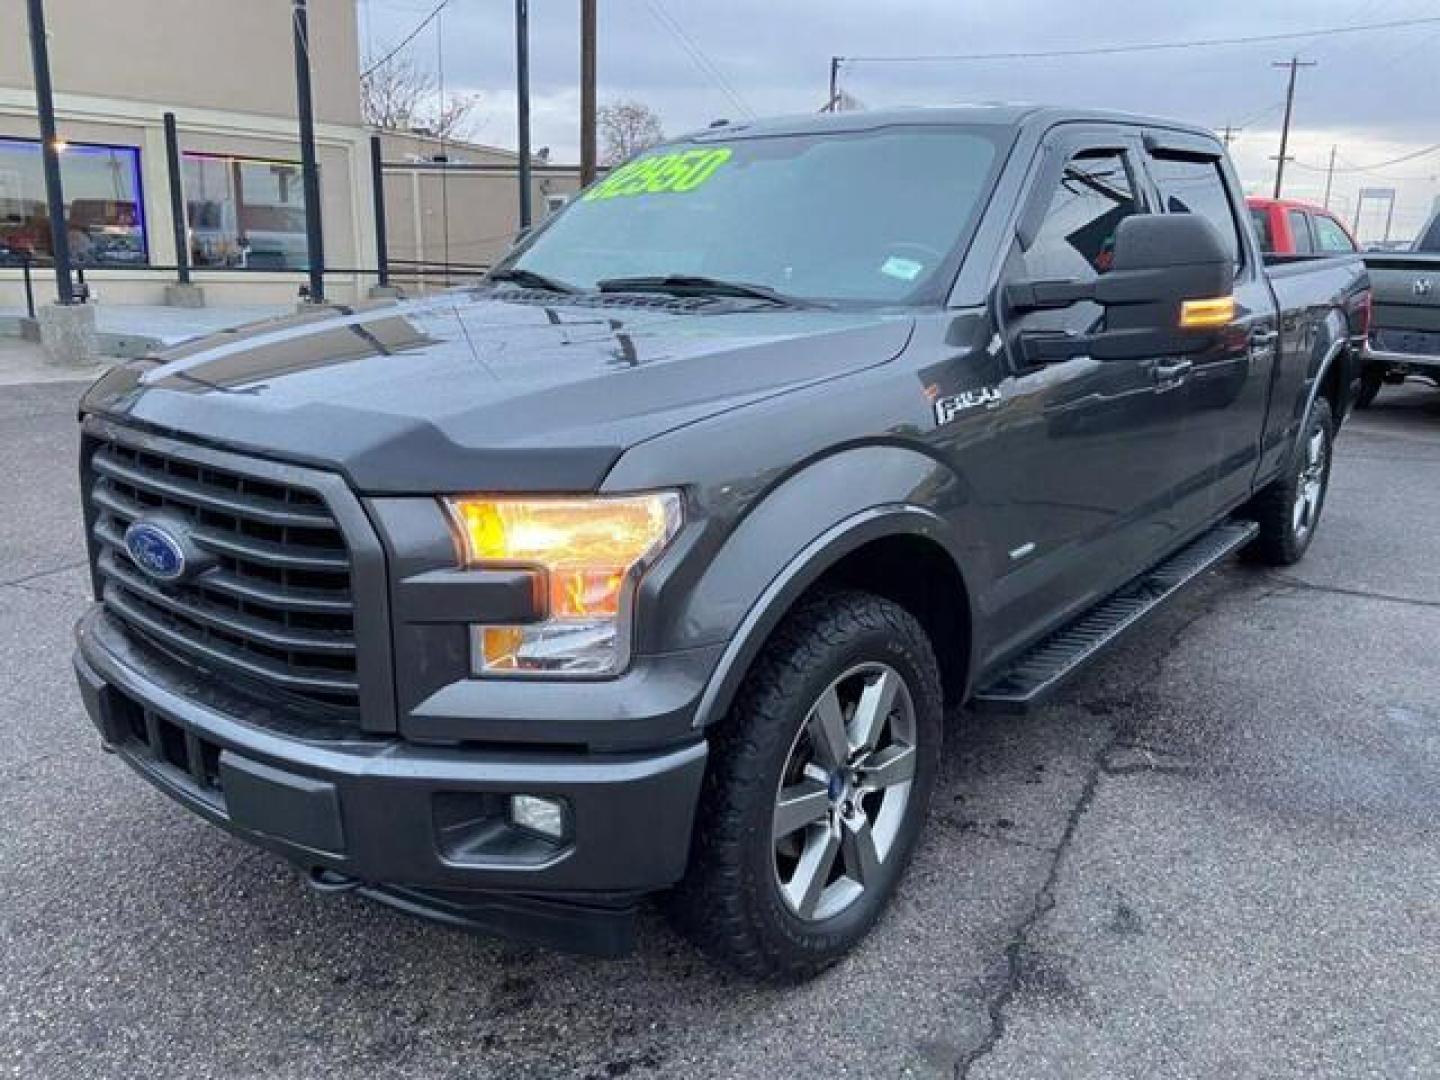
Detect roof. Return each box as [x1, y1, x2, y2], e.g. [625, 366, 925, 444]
[675, 104, 1219, 144]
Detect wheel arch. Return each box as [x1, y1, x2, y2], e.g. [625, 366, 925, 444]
[690, 504, 977, 732]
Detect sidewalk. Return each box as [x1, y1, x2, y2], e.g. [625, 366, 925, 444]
[0, 303, 289, 386]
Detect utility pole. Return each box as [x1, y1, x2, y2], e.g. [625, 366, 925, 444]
[26, 0, 75, 304]
[580, 0, 596, 186]
[1221, 124, 1242, 148]
[826, 57, 841, 112]
[516, 0, 533, 229]
[1270, 55, 1316, 199]
[292, 0, 326, 302]
[1322, 144, 1337, 209]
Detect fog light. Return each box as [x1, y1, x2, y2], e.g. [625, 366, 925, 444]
[509, 794, 567, 840]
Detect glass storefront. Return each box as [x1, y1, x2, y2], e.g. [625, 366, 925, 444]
[183, 153, 309, 270]
[0, 138, 148, 267]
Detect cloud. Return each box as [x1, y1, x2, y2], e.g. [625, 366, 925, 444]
[361, 0, 1440, 237]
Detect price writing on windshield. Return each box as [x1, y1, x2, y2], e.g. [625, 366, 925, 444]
[583, 148, 733, 201]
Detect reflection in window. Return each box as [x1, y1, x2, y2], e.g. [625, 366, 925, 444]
[183, 153, 309, 270]
[1024, 151, 1138, 281]
[0, 138, 148, 267]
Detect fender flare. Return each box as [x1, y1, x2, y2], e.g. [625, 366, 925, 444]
[689, 502, 976, 731]
[1298, 309, 1351, 436]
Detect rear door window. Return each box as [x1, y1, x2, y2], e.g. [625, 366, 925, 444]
[1150, 155, 1244, 270]
[1287, 210, 1314, 254]
[1312, 214, 1356, 253]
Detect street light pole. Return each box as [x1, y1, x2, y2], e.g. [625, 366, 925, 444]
[292, 0, 326, 302]
[25, 0, 75, 305]
[516, 0, 533, 229]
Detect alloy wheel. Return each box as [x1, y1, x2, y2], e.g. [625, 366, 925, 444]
[771, 662, 917, 922]
[1292, 423, 1328, 542]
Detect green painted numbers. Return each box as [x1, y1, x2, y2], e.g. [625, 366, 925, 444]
[582, 148, 733, 201]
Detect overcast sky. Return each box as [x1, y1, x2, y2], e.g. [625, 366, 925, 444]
[359, 0, 1440, 238]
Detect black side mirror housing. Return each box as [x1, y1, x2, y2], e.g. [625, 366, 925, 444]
[1007, 213, 1235, 364]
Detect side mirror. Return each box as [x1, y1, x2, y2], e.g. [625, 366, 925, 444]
[1007, 213, 1235, 364]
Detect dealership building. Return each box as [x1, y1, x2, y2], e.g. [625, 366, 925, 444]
[0, 0, 387, 308]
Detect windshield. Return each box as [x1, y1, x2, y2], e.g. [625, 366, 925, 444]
[500, 125, 1006, 304]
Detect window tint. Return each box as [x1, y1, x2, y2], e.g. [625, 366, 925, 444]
[1312, 214, 1355, 253]
[1150, 156, 1243, 269]
[1287, 210, 1314, 254]
[1249, 207, 1275, 252]
[1022, 149, 1138, 282]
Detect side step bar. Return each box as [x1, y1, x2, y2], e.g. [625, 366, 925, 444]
[971, 519, 1259, 714]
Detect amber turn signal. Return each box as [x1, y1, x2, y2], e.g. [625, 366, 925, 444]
[1179, 295, 1236, 329]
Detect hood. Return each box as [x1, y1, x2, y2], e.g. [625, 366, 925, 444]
[83, 292, 913, 492]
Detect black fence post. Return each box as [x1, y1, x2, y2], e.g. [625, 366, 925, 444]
[25, 0, 75, 305]
[21, 252, 36, 319]
[163, 112, 191, 285]
[292, 0, 326, 302]
[370, 135, 389, 289]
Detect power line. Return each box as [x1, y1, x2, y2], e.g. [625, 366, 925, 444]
[642, 0, 756, 119]
[837, 15, 1440, 66]
[361, 0, 452, 79]
[1292, 142, 1440, 175]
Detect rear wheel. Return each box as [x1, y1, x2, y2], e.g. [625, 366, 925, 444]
[1355, 366, 1384, 409]
[1246, 398, 1335, 566]
[668, 590, 942, 980]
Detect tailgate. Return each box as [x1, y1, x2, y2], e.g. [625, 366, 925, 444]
[1365, 255, 1440, 334]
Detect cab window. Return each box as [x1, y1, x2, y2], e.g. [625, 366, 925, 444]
[1022, 149, 1139, 282]
[1312, 214, 1356, 253]
[1249, 207, 1275, 252]
[1150, 155, 1244, 271]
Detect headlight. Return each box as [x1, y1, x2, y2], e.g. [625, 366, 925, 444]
[443, 492, 683, 676]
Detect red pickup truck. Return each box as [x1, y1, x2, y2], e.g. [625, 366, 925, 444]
[1247, 197, 1360, 256]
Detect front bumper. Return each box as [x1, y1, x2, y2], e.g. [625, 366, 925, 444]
[74, 606, 707, 955]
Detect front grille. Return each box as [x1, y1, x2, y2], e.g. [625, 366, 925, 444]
[87, 434, 361, 715]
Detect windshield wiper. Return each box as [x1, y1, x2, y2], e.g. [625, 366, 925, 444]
[486, 267, 578, 294]
[596, 274, 819, 307]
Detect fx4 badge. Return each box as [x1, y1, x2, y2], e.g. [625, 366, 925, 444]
[933, 386, 1002, 425]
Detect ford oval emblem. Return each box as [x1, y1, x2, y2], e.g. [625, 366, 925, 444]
[124, 520, 188, 581]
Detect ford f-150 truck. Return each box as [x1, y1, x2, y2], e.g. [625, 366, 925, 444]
[74, 106, 1370, 980]
[1359, 210, 1440, 406]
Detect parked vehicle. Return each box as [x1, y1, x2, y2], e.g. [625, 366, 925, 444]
[1246, 196, 1361, 256]
[1358, 210, 1440, 406]
[73, 106, 1370, 979]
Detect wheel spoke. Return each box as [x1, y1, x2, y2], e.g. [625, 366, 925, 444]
[809, 686, 850, 769]
[856, 743, 916, 791]
[785, 825, 840, 919]
[773, 781, 831, 839]
[849, 668, 899, 754]
[1308, 430, 1325, 468]
[841, 814, 882, 887]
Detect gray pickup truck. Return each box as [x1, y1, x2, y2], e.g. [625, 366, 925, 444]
[1360, 210, 1440, 405]
[74, 106, 1369, 979]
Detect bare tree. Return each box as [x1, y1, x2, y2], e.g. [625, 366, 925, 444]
[597, 100, 666, 165]
[362, 56, 481, 141]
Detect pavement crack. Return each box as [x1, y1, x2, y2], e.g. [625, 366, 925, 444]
[0, 561, 87, 592]
[1267, 574, 1440, 612]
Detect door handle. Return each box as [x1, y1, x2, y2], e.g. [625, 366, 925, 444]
[1153, 359, 1193, 385]
[1249, 328, 1280, 347]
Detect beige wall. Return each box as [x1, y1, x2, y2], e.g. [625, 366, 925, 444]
[382, 165, 582, 286]
[0, 0, 361, 125]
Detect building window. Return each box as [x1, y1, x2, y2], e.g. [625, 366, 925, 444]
[0, 138, 148, 267]
[182, 153, 310, 271]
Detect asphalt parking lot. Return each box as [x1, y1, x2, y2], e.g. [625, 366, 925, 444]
[3, 378, 1438, 1079]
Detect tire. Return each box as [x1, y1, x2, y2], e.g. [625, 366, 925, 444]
[667, 589, 943, 980]
[1354, 366, 1384, 409]
[1246, 398, 1335, 566]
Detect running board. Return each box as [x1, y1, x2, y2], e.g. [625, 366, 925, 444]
[971, 520, 1259, 714]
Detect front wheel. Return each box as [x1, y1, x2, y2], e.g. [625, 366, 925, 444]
[1246, 398, 1335, 566]
[667, 590, 942, 980]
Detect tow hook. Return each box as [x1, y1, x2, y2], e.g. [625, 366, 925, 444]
[305, 867, 362, 894]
